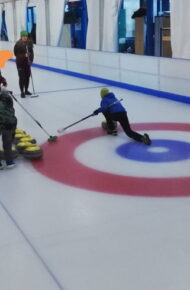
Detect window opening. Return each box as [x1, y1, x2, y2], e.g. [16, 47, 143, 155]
[27, 6, 36, 43]
[0, 10, 8, 41]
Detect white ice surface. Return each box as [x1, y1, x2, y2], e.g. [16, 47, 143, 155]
[0, 61, 190, 290]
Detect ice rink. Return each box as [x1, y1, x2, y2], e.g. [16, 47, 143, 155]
[0, 61, 190, 290]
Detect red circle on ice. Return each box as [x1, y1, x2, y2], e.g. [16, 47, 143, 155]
[32, 123, 190, 197]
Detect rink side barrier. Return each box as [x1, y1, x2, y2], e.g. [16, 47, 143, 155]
[1, 38, 189, 104]
[8, 58, 190, 105]
[33, 62, 190, 105]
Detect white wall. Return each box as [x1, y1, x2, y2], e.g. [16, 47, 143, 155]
[0, 40, 190, 99]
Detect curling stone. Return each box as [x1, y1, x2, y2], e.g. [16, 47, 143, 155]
[20, 137, 36, 144]
[101, 121, 118, 136]
[16, 141, 35, 153]
[14, 133, 30, 144]
[15, 129, 26, 134]
[23, 145, 43, 159]
[101, 121, 108, 130]
[101, 121, 117, 130]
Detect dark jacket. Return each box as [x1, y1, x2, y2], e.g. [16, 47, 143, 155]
[0, 91, 17, 130]
[97, 92, 126, 114]
[14, 39, 34, 62]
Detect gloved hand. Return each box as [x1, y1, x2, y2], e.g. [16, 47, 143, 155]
[0, 77, 7, 87]
[2, 80, 7, 87]
[93, 109, 100, 115]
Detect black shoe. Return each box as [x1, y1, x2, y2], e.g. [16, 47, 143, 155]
[25, 91, 32, 95]
[142, 133, 151, 145]
[6, 160, 16, 169]
[21, 92, 25, 98]
[107, 130, 118, 136]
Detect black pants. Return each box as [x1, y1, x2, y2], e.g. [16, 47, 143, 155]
[103, 111, 143, 142]
[16, 58, 31, 93]
[0, 128, 15, 161]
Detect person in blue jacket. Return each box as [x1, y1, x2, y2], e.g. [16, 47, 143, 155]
[93, 88, 151, 145]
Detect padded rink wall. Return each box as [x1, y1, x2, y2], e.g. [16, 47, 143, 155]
[0, 40, 190, 104]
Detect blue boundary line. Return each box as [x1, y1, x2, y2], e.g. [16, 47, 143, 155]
[0, 199, 64, 290]
[10, 59, 190, 104]
[32, 63, 190, 105]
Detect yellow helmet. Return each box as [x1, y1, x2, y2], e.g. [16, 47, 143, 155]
[100, 88, 109, 98]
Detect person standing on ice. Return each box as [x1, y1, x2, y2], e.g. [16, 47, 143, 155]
[93, 88, 151, 145]
[0, 78, 17, 169]
[14, 31, 34, 98]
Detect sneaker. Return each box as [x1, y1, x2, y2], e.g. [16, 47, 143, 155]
[6, 160, 16, 169]
[107, 130, 118, 136]
[142, 133, 151, 145]
[21, 92, 25, 98]
[25, 91, 32, 95]
[0, 162, 3, 170]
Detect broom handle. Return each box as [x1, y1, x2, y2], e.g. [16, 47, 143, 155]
[58, 98, 123, 133]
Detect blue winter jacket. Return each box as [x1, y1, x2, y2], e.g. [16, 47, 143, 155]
[97, 92, 126, 114]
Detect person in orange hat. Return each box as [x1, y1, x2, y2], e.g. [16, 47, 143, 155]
[14, 31, 34, 98]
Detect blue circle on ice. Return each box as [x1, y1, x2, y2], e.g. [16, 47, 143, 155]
[116, 139, 190, 163]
